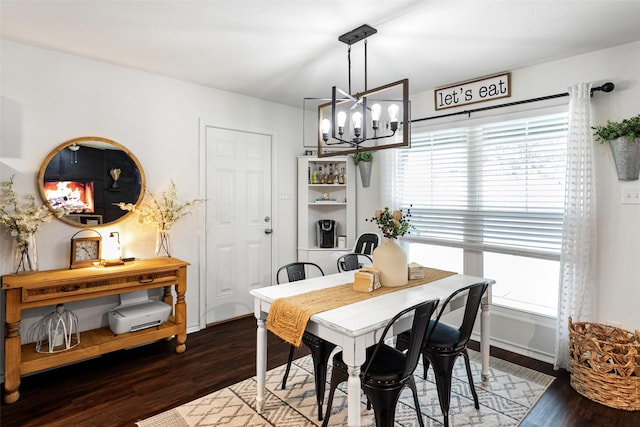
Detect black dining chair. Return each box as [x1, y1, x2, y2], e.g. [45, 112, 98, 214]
[322, 298, 440, 427]
[275, 261, 336, 421]
[336, 253, 373, 272]
[395, 281, 490, 427]
[353, 232, 380, 255]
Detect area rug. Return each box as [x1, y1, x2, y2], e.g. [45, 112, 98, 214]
[137, 350, 554, 426]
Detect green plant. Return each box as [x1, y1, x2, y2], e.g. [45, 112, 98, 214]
[592, 114, 640, 143]
[366, 206, 414, 239]
[352, 151, 374, 164]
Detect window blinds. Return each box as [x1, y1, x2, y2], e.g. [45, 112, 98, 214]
[396, 112, 569, 260]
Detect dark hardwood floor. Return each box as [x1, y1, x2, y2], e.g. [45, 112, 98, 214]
[2, 315, 638, 426]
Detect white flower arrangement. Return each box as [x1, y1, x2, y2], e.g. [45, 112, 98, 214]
[0, 175, 59, 236]
[115, 180, 203, 232]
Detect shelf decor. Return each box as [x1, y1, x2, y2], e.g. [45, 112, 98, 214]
[593, 114, 640, 181]
[366, 207, 414, 287]
[0, 175, 62, 274]
[27, 304, 80, 354]
[116, 180, 204, 257]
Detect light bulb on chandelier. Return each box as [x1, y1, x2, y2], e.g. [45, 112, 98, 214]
[314, 24, 410, 157]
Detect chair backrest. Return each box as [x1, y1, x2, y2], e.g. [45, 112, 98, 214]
[362, 298, 439, 381]
[353, 232, 380, 255]
[432, 281, 489, 347]
[276, 262, 324, 284]
[336, 253, 373, 272]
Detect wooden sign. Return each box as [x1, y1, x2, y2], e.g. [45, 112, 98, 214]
[434, 72, 511, 110]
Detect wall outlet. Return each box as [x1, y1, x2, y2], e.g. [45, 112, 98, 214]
[278, 191, 290, 200]
[621, 187, 640, 204]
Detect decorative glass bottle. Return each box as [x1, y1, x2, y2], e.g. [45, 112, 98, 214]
[13, 232, 38, 274]
[156, 229, 172, 258]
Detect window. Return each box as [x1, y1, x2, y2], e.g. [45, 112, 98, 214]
[391, 111, 568, 315]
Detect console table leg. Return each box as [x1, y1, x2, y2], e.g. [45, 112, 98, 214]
[3, 322, 21, 404]
[4, 289, 21, 404]
[174, 267, 187, 353]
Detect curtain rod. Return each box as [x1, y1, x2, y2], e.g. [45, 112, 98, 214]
[411, 82, 615, 123]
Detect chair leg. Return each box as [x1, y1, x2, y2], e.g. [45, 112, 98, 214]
[362, 384, 404, 427]
[462, 349, 480, 409]
[281, 344, 296, 390]
[322, 363, 348, 427]
[306, 339, 337, 421]
[425, 352, 459, 427]
[422, 353, 431, 380]
[407, 376, 425, 427]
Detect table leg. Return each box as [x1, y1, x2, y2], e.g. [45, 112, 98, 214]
[481, 298, 490, 382]
[174, 266, 187, 353]
[4, 289, 22, 404]
[256, 317, 267, 413]
[347, 364, 361, 426]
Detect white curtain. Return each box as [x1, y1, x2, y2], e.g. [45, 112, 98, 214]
[380, 149, 398, 209]
[554, 83, 598, 370]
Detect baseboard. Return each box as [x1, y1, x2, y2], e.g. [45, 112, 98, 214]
[472, 304, 557, 364]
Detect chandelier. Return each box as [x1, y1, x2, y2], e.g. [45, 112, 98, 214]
[316, 24, 410, 158]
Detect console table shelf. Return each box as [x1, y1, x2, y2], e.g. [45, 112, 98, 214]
[2, 257, 189, 404]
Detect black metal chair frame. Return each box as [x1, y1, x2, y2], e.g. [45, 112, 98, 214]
[322, 298, 440, 427]
[336, 253, 373, 272]
[276, 261, 336, 421]
[353, 232, 380, 255]
[396, 281, 490, 427]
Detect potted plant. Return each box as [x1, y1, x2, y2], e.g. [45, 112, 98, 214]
[352, 151, 374, 187]
[593, 114, 640, 180]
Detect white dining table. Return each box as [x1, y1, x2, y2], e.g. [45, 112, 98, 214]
[250, 270, 494, 427]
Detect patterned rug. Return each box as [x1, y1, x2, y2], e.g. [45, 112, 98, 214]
[137, 350, 554, 426]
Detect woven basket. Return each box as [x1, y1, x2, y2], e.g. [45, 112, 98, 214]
[568, 317, 640, 411]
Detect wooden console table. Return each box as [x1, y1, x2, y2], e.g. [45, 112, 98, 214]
[1, 257, 189, 404]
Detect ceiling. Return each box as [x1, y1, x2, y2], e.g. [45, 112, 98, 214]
[2, 1, 640, 108]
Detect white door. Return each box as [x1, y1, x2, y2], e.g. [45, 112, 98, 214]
[204, 126, 272, 324]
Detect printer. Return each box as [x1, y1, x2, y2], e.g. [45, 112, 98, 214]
[108, 290, 171, 335]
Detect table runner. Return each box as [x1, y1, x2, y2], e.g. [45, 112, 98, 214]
[266, 267, 456, 346]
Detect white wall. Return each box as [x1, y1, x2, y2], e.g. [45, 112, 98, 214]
[0, 40, 302, 344]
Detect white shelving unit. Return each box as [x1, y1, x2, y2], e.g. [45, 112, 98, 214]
[297, 156, 356, 274]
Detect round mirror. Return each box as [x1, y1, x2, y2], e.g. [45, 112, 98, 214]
[38, 136, 145, 228]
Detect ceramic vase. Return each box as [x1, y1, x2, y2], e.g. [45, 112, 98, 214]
[372, 237, 408, 287]
[156, 229, 172, 258]
[13, 232, 38, 274]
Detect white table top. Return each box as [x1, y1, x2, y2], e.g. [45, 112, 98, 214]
[251, 271, 493, 339]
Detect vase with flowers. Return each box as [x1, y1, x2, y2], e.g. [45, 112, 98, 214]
[116, 180, 203, 258]
[1, 175, 61, 273]
[366, 206, 414, 287]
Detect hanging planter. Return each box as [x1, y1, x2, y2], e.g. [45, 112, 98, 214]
[609, 137, 640, 181]
[353, 151, 374, 187]
[593, 114, 640, 181]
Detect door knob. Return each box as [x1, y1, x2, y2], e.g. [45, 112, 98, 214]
[264, 228, 273, 234]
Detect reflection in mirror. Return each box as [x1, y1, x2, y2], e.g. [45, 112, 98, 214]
[38, 137, 145, 228]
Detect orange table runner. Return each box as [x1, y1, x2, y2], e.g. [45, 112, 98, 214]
[266, 267, 456, 346]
